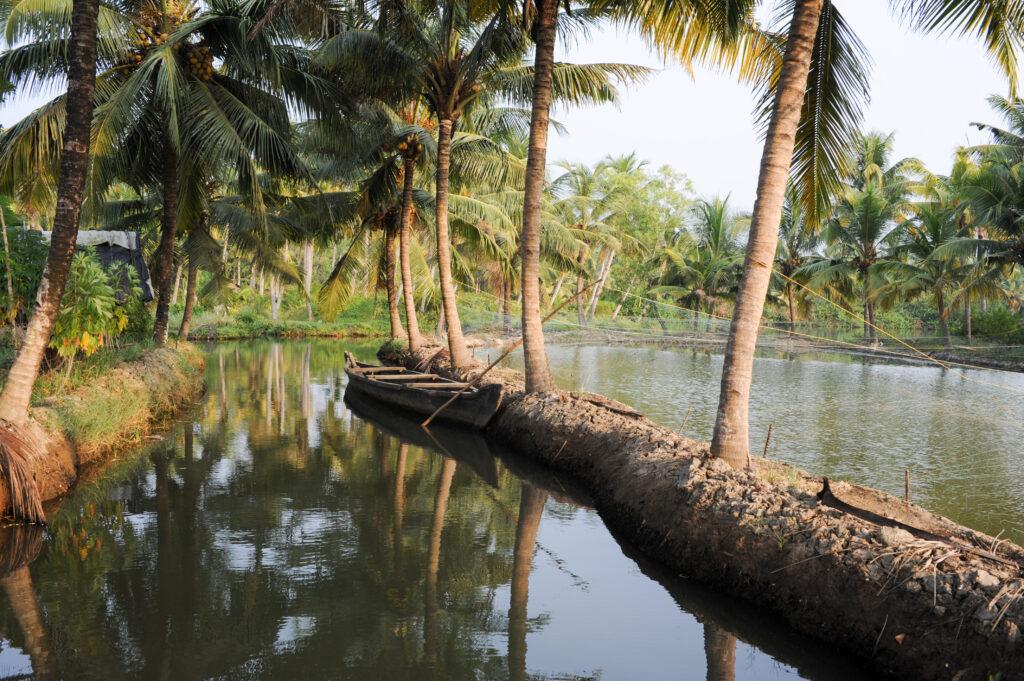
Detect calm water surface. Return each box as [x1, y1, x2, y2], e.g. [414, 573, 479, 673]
[0, 340, 881, 681]
[505, 344, 1024, 543]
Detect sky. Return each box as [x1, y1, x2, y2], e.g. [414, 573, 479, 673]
[547, 0, 1010, 210]
[0, 0, 1013, 212]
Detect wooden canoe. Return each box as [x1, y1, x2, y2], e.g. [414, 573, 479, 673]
[343, 352, 503, 430]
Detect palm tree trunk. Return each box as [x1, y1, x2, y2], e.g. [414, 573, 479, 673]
[170, 262, 183, 305]
[509, 483, 547, 681]
[651, 299, 668, 332]
[152, 132, 178, 347]
[434, 117, 471, 367]
[303, 239, 314, 321]
[965, 296, 972, 345]
[575, 251, 587, 328]
[587, 249, 615, 321]
[1, 208, 14, 310]
[177, 261, 197, 341]
[520, 0, 559, 393]
[710, 0, 824, 468]
[546, 273, 567, 314]
[503, 275, 513, 332]
[384, 226, 406, 340]
[399, 158, 423, 351]
[938, 290, 952, 349]
[425, 457, 456, 667]
[786, 282, 796, 334]
[1, 567, 58, 681]
[703, 623, 736, 681]
[0, 0, 100, 426]
[611, 283, 632, 321]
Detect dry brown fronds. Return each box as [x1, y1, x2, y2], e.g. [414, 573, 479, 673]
[0, 420, 46, 524]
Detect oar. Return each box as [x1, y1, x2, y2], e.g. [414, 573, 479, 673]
[421, 283, 596, 428]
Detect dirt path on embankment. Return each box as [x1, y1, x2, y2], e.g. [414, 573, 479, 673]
[385, 344, 1024, 681]
[1, 346, 205, 517]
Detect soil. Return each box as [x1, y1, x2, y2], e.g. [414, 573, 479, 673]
[0, 346, 206, 519]
[388, 343, 1024, 681]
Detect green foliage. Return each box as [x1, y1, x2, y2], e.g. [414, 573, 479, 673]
[50, 252, 138, 363]
[0, 226, 47, 321]
[953, 305, 1024, 339]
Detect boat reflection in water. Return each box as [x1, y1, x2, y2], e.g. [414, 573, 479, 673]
[0, 341, 877, 681]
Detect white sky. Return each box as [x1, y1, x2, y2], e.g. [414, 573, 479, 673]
[549, 0, 1010, 210]
[0, 0, 1012, 213]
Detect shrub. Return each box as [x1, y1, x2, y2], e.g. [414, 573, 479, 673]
[0, 228, 47, 322]
[49, 252, 141, 390]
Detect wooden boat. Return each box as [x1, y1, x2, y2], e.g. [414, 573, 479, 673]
[343, 352, 503, 430]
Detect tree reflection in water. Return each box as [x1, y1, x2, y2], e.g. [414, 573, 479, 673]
[0, 341, 874, 681]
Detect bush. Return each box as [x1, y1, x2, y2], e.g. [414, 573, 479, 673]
[960, 305, 1024, 339]
[0, 228, 47, 322]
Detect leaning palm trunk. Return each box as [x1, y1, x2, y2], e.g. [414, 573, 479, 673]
[587, 249, 615, 321]
[710, 0, 824, 468]
[178, 261, 197, 341]
[399, 158, 423, 351]
[384, 225, 407, 341]
[1, 566, 57, 681]
[546, 273, 567, 314]
[576, 252, 586, 328]
[519, 0, 559, 393]
[434, 118, 471, 367]
[152, 133, 179, 347]
[0, 0, 100, 524]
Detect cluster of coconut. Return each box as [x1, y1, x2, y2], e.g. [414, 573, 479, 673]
[397, 133, 424, 160]
[179, 43, 214, 81]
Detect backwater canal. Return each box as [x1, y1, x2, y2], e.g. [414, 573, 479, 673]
[0, 339, 1019, 680]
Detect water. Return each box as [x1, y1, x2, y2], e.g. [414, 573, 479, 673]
[2, 340, 1019, 680]
[504, 344, 1024, 542]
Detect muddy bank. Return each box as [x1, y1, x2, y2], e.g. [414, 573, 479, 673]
[1, 346, 205, 516]
[387, 345, 1024, 681]
[930, 350, 1024, 373]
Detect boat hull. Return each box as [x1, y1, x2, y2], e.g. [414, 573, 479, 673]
[343, 354, 503, 430]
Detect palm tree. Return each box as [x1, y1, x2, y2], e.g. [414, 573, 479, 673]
[773, 186, 819, 331]
[654, 197, 746, 331]
[874, 201, 967, 348]
[801, 133, 921, 343]
[711, 0, 1024, 467]
[0, 0, 100, 486]
[550, 161, 630, 328]
[1, 0, 319, 347]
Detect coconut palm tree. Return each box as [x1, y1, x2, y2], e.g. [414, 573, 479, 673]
[711, 0, 1024, 467]
[653, 196, 746, 330]
[801, 133, 922, 343]
[319, 1, 641, 368]
[0, 0, 100, 522]
[873, 201, 968, 348]
[0, 0, 321, 347]
[772, 185, 820, 331]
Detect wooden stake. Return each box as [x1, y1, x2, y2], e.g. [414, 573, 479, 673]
[762, 423, 774, 458]
[421, 282, 595, 427]
[677, 406, 693, 434]
[905, 469, 910, 502]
